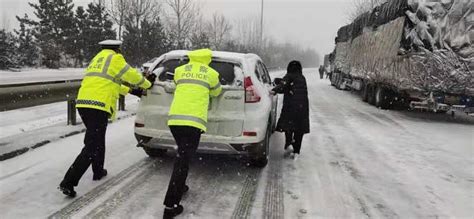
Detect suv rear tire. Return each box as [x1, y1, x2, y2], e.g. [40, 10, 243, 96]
[249, 123, 271, 168]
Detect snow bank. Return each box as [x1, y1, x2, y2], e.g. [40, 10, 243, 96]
[0, 68, 84, 84]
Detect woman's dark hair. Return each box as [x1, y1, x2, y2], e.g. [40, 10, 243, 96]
[287, 60, 302, 74]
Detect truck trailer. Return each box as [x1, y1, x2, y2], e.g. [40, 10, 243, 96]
[327, 0, 473, 113]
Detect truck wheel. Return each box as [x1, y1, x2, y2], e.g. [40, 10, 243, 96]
[367, 84, 376, 105]
[362, 83, 369, 102]
[338, 78, 345, 90]
[375, 86, 390, 109]
[143, 147, 167, 157]
[336, 74, 343, 90]
[249, 123, 270, 168]
[330, 73, 337, 86]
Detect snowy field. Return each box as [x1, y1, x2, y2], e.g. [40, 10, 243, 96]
[0, 68, 84, 85]
[0, 96, 140, 160]
[0, 69, 473, 218]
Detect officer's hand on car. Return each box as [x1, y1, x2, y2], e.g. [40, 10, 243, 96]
[146, 73, 157, 86]
[130, 88, 145, 98]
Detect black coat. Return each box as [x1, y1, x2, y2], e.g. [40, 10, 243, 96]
[273, 72, 310, 134]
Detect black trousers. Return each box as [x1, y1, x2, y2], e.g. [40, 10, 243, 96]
[61, 108, 108, 187]
[164, 126, 202, 207]
[285, 131, 304, 154]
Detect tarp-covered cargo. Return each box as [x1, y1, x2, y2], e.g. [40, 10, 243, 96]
[336, 24, 353, 43]
[333, 0, 473, 95]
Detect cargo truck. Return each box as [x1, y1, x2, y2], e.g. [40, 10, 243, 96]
[327, 0, 473, 114]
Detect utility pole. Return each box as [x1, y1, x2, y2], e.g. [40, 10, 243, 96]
[260, 0, 264, 51]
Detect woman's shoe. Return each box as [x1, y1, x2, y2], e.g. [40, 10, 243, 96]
[293, 153, 299, 160]
[58, 182, 76, 198]
[163, 205, 184, 218]
[93, 169, 108, 181]
[284, 146, 293, 157]
[290, 153, 300, 160]
[290, 153, 299, 160]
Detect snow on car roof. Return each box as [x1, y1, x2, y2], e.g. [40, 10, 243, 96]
[164, 50, 261, 62]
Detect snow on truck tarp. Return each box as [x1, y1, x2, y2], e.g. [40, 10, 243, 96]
[333, 0, 473, 95]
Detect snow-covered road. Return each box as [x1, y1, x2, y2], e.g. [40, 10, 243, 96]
[0, 69, 473, 218]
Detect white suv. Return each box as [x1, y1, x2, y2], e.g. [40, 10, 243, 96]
[134, 50, 278, 167]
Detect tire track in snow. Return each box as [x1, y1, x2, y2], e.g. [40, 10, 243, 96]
[84, 159, 170, 218]
[261, 140, 285, 219]
[230, 168, 261, 219]
[312, 82, 454, 218]
[326, 90, 455, 216]
[307, 83, 388, 218]
[48, 158, 152, 219]
[312, 112, 376, 218]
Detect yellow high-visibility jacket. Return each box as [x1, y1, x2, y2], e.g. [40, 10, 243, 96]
[76, 49, 151, 119]
[167, 49, 222, 132]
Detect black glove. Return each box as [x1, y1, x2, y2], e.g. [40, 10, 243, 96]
[146, 73, 157, 85]
[130, 88, 144, 97]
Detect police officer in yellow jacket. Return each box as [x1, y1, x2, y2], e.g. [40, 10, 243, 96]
[59, 40, 156, 197]
[163, 49, 222, 218]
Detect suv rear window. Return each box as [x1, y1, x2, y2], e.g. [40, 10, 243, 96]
[156, 59, 236, 85]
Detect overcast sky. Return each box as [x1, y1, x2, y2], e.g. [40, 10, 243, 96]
[0, 0, 354, 58]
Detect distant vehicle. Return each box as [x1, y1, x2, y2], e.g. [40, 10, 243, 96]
[327, 0, 473, 114]
[134, 50, 278, 167]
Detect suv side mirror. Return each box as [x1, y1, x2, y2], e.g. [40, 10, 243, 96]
[273, 78, 283, 85]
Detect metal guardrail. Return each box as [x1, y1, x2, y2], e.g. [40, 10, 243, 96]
[0, 79, 126, 125]
[0, 80, 82, 111]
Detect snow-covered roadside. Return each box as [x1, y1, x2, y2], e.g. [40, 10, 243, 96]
[0, 117, 148, 218]
[0, 68, 85, 85]
[0, 96, 141, 161]
[278, 72, 474, 218]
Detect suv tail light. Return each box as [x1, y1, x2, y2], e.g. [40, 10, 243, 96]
[244, 76, 261, 103]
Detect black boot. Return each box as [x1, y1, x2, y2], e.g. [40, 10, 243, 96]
[58, 182, 76, 198]
[284, 143, 290, 150]
[93, 169, 107, 181]
[163, 205, 184, 218]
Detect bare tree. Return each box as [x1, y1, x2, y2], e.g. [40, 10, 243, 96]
[189, 14, 211, 49]
[107, 0, 130, 40]
[107, 0, 160, 39]
[128, 0, 161, 28]
[207, 13, 231, 50]
[232, 17, 261, 52]
[164, 0, 200, 49]
[348, 0, 386, 21]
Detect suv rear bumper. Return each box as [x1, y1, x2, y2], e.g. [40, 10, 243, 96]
[135, 128, 263, 155]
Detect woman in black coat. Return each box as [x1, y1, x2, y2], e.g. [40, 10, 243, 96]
[272, 60, 310, 159]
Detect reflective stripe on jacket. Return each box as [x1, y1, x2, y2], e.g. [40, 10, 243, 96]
[167, 49, 222, 132]
[76, 49, 152, 119]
